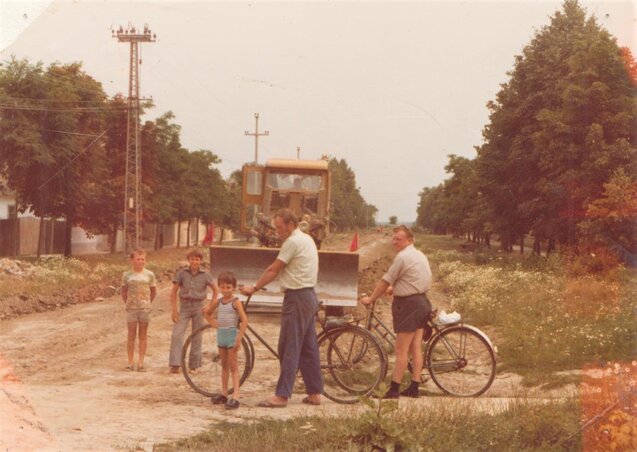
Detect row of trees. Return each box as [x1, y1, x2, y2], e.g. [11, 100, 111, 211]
[328, 158, 377, 230]
[417, 1, 636, 263]
[0, 58, 234, 255]
[0, 58, 374, 255]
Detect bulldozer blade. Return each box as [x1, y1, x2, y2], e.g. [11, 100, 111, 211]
[209, 245, 359, 311]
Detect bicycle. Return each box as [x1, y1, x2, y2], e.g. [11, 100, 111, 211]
[363, 299, 496, 397]
[181, 293, 388, 404]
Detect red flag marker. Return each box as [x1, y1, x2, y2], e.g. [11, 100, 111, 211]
[349, 231, 359, 252]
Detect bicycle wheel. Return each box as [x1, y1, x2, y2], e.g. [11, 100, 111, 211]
[320, 326, 387, 404]
[181, 324, 253, 397]
[426, 325, 496, 397]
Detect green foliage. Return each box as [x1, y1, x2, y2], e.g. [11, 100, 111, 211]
[0, 58, 109, 255]
[429, 235, 637, 379]
[417, 1, 636, 262]
[328, 158, 376, 230]
[347, 383, 417, 451]
[388, 216, 397, 225]
[155, 397, 581, 451]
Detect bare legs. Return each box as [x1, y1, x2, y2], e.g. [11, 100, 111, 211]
[126, 322, 149, 369]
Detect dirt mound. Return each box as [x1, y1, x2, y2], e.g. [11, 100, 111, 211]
[0, 278, 120, 320]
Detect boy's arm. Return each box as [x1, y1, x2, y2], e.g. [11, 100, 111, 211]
[150, 286, 157, 303]
[170, 283, 180, 323]
[209, 282, 219, 302]
[234, 300, 248, 349]
[121, 286, 127, 304]
[204, 299, 219, 327]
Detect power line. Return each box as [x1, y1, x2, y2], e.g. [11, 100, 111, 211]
[36, 130, 107, 190]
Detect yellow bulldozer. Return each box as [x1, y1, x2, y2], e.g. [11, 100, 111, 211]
[241, 158, 331, 249]
[209, 158, 359, 311]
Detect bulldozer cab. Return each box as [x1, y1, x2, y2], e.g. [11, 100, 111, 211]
[241, 159, 331, 247]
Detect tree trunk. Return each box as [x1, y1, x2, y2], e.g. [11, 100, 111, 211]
[187, 218, 192, 247]
[63, 216, 73, 257]
[48, 220, 55, 254]
[547, 239, 556, 255]
[520, 237, 524, 254]
[219, 227, 225, 245]
[194, 218, 199, 244]
[37, 216, 45, 257]
[177, 219, 182, 248]
[485, 234, 491, 248]
[154, 224, 160, 251]
[110, 225, 118, 254]
[533, 236, 541, 255]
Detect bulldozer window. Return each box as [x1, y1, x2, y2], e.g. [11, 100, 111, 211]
[246, 171, 263, 195]
[267, 173, 322, 191]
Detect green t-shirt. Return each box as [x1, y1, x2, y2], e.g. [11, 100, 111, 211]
[121, 269, 156, 310]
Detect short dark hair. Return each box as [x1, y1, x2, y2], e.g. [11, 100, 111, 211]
[217, 271, 237, 287]
[274, 208, 298, 227]
[129, 248, 146, 259]
[186, 248, 204, 259]
[393, 225, 414, 241]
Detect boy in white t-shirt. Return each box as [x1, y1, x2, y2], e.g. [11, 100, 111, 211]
[121, 248, 157, 372]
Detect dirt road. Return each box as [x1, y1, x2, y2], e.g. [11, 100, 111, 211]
[0, 232, 570, 451]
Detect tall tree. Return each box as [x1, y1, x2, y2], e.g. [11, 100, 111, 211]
[475, 0, 636, 251]
[328, 158, 376, 230]
[0, 58, 109, 256]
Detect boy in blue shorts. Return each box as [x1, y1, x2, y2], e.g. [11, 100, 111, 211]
[205, 271, 248, 409]
[121, 248, 157, 372]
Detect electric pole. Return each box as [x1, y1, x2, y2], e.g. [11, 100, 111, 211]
[296, 146, 300, 159]
[113, 24, 156, 251]
[244, 113, 269, 164]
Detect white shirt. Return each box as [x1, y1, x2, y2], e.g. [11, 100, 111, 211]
[276, 228, 318, 290]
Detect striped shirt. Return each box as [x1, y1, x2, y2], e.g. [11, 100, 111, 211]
[217, 297, 239, 328]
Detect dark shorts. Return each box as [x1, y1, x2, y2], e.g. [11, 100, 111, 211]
[391, 294, 431, 333]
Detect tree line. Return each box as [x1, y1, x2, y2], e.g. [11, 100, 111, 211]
[416, 1, 636, 265]
[0, 58, 374, 255]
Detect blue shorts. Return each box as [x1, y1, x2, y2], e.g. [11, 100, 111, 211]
[217, 327, 238, 348]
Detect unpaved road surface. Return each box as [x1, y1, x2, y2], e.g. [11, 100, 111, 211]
[1, 232, 570, 451]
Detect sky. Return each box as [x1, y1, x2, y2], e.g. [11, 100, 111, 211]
[1, 0, 635, 223]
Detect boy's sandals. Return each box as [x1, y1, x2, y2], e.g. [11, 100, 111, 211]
[137, 366, 147, 372]
[189, 368, 198, 374]
[301, 396, 321, 406]
[225, 398, 240, 409]
[211, 394, 228, 405]
[125, 365, 135, 371]
[169, 366, 180, 374]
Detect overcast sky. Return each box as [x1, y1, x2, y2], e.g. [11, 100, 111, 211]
[1, 0, 635, 223]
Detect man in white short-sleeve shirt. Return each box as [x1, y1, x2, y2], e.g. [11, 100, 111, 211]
[241, 209, 323, 408]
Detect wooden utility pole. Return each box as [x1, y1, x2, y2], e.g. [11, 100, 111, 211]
[113, 24, 156, 251]
[296, 146, 300, 159]
[244, 113, 269, 164]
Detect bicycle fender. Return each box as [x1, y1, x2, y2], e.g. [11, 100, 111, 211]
[439, 323, 496, 352]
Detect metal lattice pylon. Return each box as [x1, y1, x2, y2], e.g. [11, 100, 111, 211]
[113, 25, 155, 251]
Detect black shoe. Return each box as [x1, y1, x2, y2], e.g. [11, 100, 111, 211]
[211, 394, 228, 405]
[225, 398, 240, 409]
[382, 388, 400, 399]
[399, 386, 420, 398]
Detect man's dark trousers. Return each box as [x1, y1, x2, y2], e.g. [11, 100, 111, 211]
[275, 288, 323, 398]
